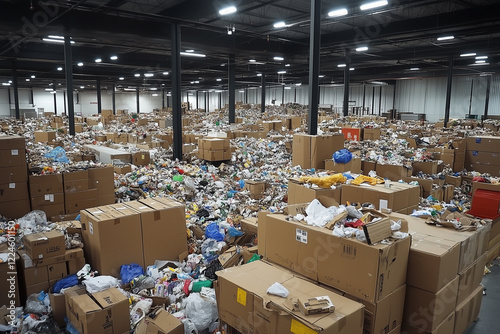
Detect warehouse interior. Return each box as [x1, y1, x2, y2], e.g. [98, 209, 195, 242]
[0, 0, 499, 334]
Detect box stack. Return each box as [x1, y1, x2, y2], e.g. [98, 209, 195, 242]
[63, 170, 98, 215]
[393, 213, 490, 334]
[198, 137, 231, 161]
[29, 174, 65, 218]
[287, 178, 341, 206]
[292, 133, 345, 170]
[428, 139, 466, 172]
[0, 250, 21, 307]
[325, 157, 362, 173]
[465, 136, 500, 176]
[34, 131, 56, 143]
[0, 135, 30, 219]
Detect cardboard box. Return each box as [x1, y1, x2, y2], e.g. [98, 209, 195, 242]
[30, 193, 65, 217]
[135, 308, 184, 334]
[363, 128, 381, 141]
[0, 166, 27, 184]
[292, 133, 345, 170]
[342, 183, 419, 212]
[456, 253, 486, 306]
[34, 131, 56, 143]
[65, 287, 129, 334]
[376, 164, 412, 181]
[64, 189, 98, 214]
[132, 151, 151, 166]
[113, 165, 132, 175]
[0, 182, 29, 202]
[325, 157, 362, 173]
[401, 311, 455, 334]
[259, 212, 410, 303]
[240, 217, 258, 236]
[0, 135, 26, 167]
[453, 285, 483, 334]
[23, 230, 65, 260]
[362, 160, 377, 173]
[465, 136, 500, 153]
[63, 170, 90, 193]
[49, 288, 66, 327]
[200, 138, 230, 151]
[465, 150, 500, 164]
[288, 179, 342, 207]
[412, 161, 439, 175]
[88, 167, 115, 206]
[403, 276, 459, 332]
[244, 180, 267, 200]
[29, 174, 64, 195]
[0, 252, 21, 307]
[216, 260, 365, 334]
[342, 127, 362, 141]
[0, 198, 31, 219]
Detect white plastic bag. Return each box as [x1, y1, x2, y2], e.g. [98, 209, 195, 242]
[267, 282, 289, 298]
[183, 293, 218, 332]
[83, 276, 119, 293]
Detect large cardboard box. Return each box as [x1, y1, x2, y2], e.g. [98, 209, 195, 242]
[412, 161, 439, 175]
[34, 131, 56, 143]
[288, 179, 341, 207]
[81, 204, 144, 277]
[325, 158, 362, 173]
[403, 277, 459, 332]
[259, 213, 410, 303]
[88, 167, 115, 206]
[342, 127, 362, 141]
[0, 135, 26, 168]
[0, 252, 21, 307]
[23, 230, 65, 260]
[376, 164, 412, 181]
[0, 198, 31, 219]
[30, 193, 65, 217]
[465, 136, 500, 153]
[363, 128, 381, 141]
[292, 133, 345, 170]
[453, 285, 483, 334]
[456, 254, 486, 306]
[63, 170, 90, 193]
[244, 180, 267, 200]
[29, 174, 64, 195]
[0, 182, 29, 202]
[465, 150, 500, 164]
[216, 260, 365, 334]
[135, 309, 184, 334]
[132, 151, 151, 166]
[362, 160, 377, 173]
[64, 189, 98, 214]
[401, 312, 455, 334]
[0, 166, 27, 184]
[65, 287, 129, 334]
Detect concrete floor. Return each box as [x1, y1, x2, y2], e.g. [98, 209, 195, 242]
[464, 258, 500, 333]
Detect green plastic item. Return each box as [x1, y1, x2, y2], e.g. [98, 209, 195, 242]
[173, 175, 184, 182]
[192, 280, 212, 292]
[246, 254, 260, 263]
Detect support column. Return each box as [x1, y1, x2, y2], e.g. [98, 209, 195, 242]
[484, 75, 491, 118]
[371, 86, 375, 115]
[362, 84, 366, 114]
[162, 89, 165, 109]
[218, 92, 222, 110]
[245, 88, 248, 104]
[294, 87, 297, 103]
[186, 91, 190, 110]
[30, 88, 34, 106]
[136, 88, 140, 113]
[228, 55, 236, 123]
[97, 79, 102, 114]
[260, 73, 266, 113]
[195, 91, 198, 110]
[392, 84, 397, 111]
[64, 91, 67, 115]
[171, 23, 183, 160]
[205, 91, 209, 113]
[65, 35, 75, 135]
[468, 78, 474, 115]
[53, 86, 57, 116]
[12, 60, 20, 119]
[282, 85, 285, 105]
[378, 86, 382, 116]
[308, 0, 321, 134]
[112, 84, 116, 114]
[343, 49, 351, 116]
[444, 55, 454, 127]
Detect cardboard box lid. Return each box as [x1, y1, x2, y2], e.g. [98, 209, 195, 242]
[92, 287, 128, 310]
[0, 135, 25, 149]
[135, 309, 184, 334]
[63, 170, 89, 181]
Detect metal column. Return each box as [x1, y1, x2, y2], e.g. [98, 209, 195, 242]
[30, 88, 34, 106]
[468, 78, 474, 115]
[162, 89, 165, 109]
[484, 75, 491, 117]
[444, 56, 454, 127]
[64, 35, 76, 135]
[260, 73, 266, 113]
[171, 23, 183, 160]
[308, 0, 321, 134]
[64, 91, 67, 115]
[195, 91, 198, 110]
[228, 55, 236, 123]
[53, 86, 57, 116]
[294, 87, 297, 103]
[12, 60, 20, 119]
[136, 88, 140, 113]
[186, 91, 190, 110]
[97, 79, 102, 114]
[378, 86, 382, 116]
[343, 49, 351, 116]
[112, 84, 116, 115]
[205, 91, 209, 113]
[218, 92, 222, 110]
[244, 88, 248, 104]
[282, 85, 285, 105]
[362, 84, 366, 114]
[371, 86, 375, 115]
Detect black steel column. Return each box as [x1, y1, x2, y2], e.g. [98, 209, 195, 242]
[136, 88, 140, 113]
[282, 85, 285, 105]
[371, 86, 375, 115]
[205, 92, 209, 112]
[97, 79, 102, 114]
[171, 23, 183, 160]
[228, 55, 236, 123]
[378, 86, 382, 116]
[294, 87, 297, 103]
[53, 86, 57, 116]
[308, 0, 321, 134]
[245, 88, 248, 104]
[468, 78, 474, 115]
[186, 91, 190, 110]
[112, 84, 116, 115]
[444, 56, 454, 127]
[63, 91, 67, 115]
[30, 88, 34, 106]
[195, 91, 198, 110]
[343, 49, 351, 116]
[484, 75, 491, 117]
[392, 84, 397, 111]
[12, 60, 20, 119]
[162, 89, 165, 109]
[218, 92, 222, 110]
[64, 36, 75, 135]
[362, 84, 366, 114]
[260, 73, 266, 113]
[7, 88, 11, 106]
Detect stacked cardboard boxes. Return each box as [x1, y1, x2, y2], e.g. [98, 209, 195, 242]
[292, 133, 345, 170]
[325, 157, 362, 173]
[465, 136, 500, 176]
[34, 131, 56, 143]
[0, 135, 30, 219]
[29, 174, 65, 217]
[63, 170, 98, 214]
[287, 178, 341, 206]
[198, 138, 231, 161]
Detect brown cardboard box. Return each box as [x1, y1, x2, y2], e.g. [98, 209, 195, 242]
[29, 174, 64, 195]
[456, 254, 486, 306]
[0, 199, 31, 219]
[259, 212, 410, 303]
[0, 166, 27, 184]
[403, 277, 459, 332]
[363, 128, 381, 141]
[63, 170, 90, 193]
[445, 175, 461, 187]
[124, 198, 187, 266]
[0, 182, 29, 203]
[240, 217, 258, 235]
[135, 308, 184, 334]
[65, 287, 129, 334]
[0, 252, 21, 307]
[49, 287, 66, 327]
[23, 230, 65, 260]
[30, 193, 65, 217]
[0, 136, 26, 168]
[401, 312, 455, 334]
[324, 157, 362, 173]
[465, 136, 500, 153]
[244, 180, 267, 200]
[34, 131, 56, 143]
[362, 160, 377, 173]
[342, 183, 419, 212]
[288, 179, 341, 207]
[81, 204, 145, 277]
[113, 165, 132, 174]
[64, 189, 98, 214]
[465, 150, 500, 164]
[292, 133, 345, 170]
[88, 167, 115, 206]
[463, 162, 500, 175]
[216, 260, 365, 334]
[412, 161, 439, 175]
[376, 164, 412, 181]
[453, 285, 483, 334]
[132, 151, 151, 166]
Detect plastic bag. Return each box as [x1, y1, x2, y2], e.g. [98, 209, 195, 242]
[82, 276, 119, 293]
[267, 282, 289, 297]
[182, 318, 199, 334]
[53, 274, 79, 293]
[204, 260, 223, 280]
[304, 199, 346, 228]
[183, 293, 218, 332]
[25, 293, 51, 315]
[227, 227, 243, 237]
[120, 263, 145, 284]
[205, 223, 224, 241]
[44, 146, 69, 163]
[17, 210, 48, 230]
[333, 149, 352, 164]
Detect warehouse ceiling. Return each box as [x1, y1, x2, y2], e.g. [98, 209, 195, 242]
[0, 0, 499, 93]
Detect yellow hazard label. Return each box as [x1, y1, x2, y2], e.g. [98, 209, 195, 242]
[237, 288, 247, 306]
[290, 319, 318, 334]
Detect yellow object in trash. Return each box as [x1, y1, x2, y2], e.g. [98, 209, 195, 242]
[351, 175, 384, 186]
[300, 173, 347, 188]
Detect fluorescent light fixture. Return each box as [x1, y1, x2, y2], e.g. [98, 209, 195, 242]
[476, 60, 486, 64]
[144, 73, 154, 77]
[163, 72, 169, 75]
[124, 88, 136, 91]
[356, 46, 368, 52]
[185, 49, 194, 53]
[119, 77, 124, 80]
[239, 90, 245, 93]
[26, 79, 30, 81]
[216, 78, 222, 81]
[77, 62, 83, 66]
[360, 0, 388, 10]
[273, 21, 286, 28]
[194, 80, 200, 84]
[2, 83, 10, 86]
[57, 67, 62, 71]
[319, 75, 325, 78]
[338, 64, 346, 67]
[249, 59, 256, 62]
[8, 81, 12, 83]
[80, 86, 84, 89]
[284, 87, 292, 90]
[134, 73, 141, 77]
[277, 70, 287, 74]
[219, 5, 237, 15]
[180, 52, 206, 57]
[460, 53, 476, 57]
[274, 56, 284, 61]
[295, 83, 302, 86]
[58, 83, 61, 85]
[31, 75, 35, 78]
[150, 88, 157, 91]
[50, 91, 56, 94]
[45, 88, 53, 91]
[437, 35, 454, 41]
[110, 55, 118, 60]
[152, 93, 159, 96]
[476, 56, 488, 60]
[43, 38, 74, 44]
[48, 35, 64, 39]
[328, 8, 348, 17]
[95, 58, 102, 63]
[257, 73, 262, 77]
[370, 81, 386, 85]
[190, 81, 194, 84]
[350, 68, 355, 71]
[285, 64, 291, 67]
[410, 67, 420, 71]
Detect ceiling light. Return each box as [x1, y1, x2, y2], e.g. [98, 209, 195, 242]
[26, 79, 30, 82]
[180, 52, 206, 57]
[239, 90, 245, 93]
[43, 38, 74, 44]
[190, 81, 194, 84]
[45, 88, 52, 91]
[295, 83, 302, 86]
[319, 75, 325, 78]
[185, 50, 194, 53]
[273, 21, 286, 28]
[285, 64, 291, 67]
[110, 55, 118, 60]
[216, 78, 222, 81]
[95, 58, 102, 63]
[8, 80, 12, 83]
[119, 77, 124, 80]
[58, 83, 61, 85]
[194, 80, 200, 84]
[249, 59, 256, 62]
[284, 87, 292, 90]
[475, 60, 486, 64]
[150, 88, 157, 91]
[274, 56, 284, 61]
[437, 35, 454, 41]
[144, 73, 154, 77]
[31, 75, 35, 78]
[350, 68, 355, 71]
[338, 64, 346, 67]
[257, 73, 262, 77]
[219, 5, 237, 15]
[476, 56, 488, 60]
[356, 46, 368, 52]
[80, 86, 84, 89]
[360, 0, 388, 10]
[134, 73, 141, 77]
[460, 53, 476, 57]
[277, 70, 286, 74]
[50, 91, 56, 94]
[48, 35, 64, 39]
[1, 83, 9, 86]
[77, 62, 83, 66]
[328, 8, 348, 17]
[152, 93, 159, 96]
[163, 72, 169, 75]
[369, 81, 386, 85]
[410, 67, 420, 71]
[57, 67, 63, 71]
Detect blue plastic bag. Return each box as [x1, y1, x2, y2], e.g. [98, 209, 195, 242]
[205, 223, 225, 241]
[44, 146, 69, 163]
[227, 227, 243, 237]
[53, 274, 79, 293]
[120, 263, 144, 284]
[333, 149, 352, 164]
